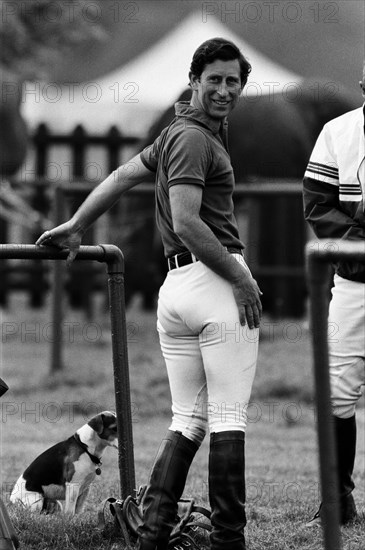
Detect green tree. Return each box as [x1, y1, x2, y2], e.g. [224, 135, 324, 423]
[0, 0, 105, 79]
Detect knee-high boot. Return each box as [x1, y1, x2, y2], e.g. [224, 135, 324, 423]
[209, 431, 246, 550]
[137, 430, 199, 550]
[334, 415, 357, 524]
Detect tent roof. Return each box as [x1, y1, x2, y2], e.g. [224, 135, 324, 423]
[22, 12, 301, 135]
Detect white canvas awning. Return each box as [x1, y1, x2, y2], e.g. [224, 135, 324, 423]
[21, 12, 301, 136]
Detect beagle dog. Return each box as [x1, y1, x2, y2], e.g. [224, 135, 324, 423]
[10, 411, 118, 515]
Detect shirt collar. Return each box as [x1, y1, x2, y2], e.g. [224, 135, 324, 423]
[174, 101, 227, 136]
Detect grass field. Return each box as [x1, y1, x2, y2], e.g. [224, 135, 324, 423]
[1, 292, 364, 549]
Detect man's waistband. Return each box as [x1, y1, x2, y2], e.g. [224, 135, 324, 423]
[167, 247, 243, 271]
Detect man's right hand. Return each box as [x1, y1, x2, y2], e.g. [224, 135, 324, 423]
[232, 272, 263, 329]
[35, 221, 83, 266]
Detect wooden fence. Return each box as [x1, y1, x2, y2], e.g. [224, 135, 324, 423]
[33, 123, 140, 178]
[0, 124, 307, 317]
[0, 124, 141, 309]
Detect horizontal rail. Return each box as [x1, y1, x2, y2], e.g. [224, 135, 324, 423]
[306, 239, 365, 265]
[0, 244, 124, 274]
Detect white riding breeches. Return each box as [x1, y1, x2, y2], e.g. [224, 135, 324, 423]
[157, 254, 259, 445]
[328, 274, 365, 418]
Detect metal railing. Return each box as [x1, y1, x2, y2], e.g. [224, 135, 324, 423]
[0, 244, 135, 499]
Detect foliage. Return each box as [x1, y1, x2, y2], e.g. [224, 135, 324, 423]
[0, 0, 105, 79]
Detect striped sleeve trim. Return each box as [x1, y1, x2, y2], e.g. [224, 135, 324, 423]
[339, 185, 362, 195]
[339, 183, 362, 201]
[304, 161, 339, 185]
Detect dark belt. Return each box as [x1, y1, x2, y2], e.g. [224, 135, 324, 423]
[167, 247, 243, 271]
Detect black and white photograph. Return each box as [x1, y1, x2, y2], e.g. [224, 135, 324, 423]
[0, 1, 364, 549]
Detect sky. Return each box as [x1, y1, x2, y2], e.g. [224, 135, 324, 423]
[49, 0, 364, 103]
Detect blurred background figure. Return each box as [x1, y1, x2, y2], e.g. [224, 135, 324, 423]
[0, 0, 104, 231]
[0, 0, 104, 309]
[303, 61, 365, 528]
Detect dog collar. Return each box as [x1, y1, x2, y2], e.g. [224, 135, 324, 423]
[73, 433, 102, 475]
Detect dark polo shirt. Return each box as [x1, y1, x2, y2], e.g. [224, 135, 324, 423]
[140, 101, 244, 258]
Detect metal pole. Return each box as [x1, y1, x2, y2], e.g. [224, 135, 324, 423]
[102, 245, 136, 497]
[306, 239, 365, 550]
[306, 254, 342, 550]
[0, 244, 135, 499]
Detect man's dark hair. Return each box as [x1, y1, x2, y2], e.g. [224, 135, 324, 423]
[190, 37, 251, 87]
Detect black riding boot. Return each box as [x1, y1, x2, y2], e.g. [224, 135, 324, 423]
[137, 430, 199, 550]
[307, 414, 358, 527]
[334, 415, 357, 524]
[209, 431, 246, 550]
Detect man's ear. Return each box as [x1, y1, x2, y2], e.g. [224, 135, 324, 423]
[189, 71, 200, 91]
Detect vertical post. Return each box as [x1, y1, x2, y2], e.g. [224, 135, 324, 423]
[106, 253, 136, 498]
[107, 126, 121, 172]
[30, 181, 49, 308]
[50, 185, 66, 372]
[34, 123, 49, 177]
[72, 125, 86, 178]
[307, 255, 342, 550]
[70, 125, 94, 315]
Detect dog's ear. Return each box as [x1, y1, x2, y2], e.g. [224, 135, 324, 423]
[88, 414, 104, 435]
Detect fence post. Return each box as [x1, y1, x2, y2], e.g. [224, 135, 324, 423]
[307, 253, 341, 550]
[30, 180, 49, 308]
[103, 245, 136, 497]
[31, 126, 51, 308]
[33, 123, 49, 177]
[106, 126, 122, 172]
[69, 125, 94, 315]
[305, 239, 365, 550]
[50, 185, 67, 372]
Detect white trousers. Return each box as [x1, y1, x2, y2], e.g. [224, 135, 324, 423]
[157, 254, 259, 445]
[329, 274, 365, 418]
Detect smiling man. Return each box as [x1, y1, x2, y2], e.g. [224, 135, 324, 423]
[137, 40, 261, 549]
[36, 38, 262, 550]
[190, 57, 242, 117]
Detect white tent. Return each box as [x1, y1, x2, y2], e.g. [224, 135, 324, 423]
[21, 13, 301, 136]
